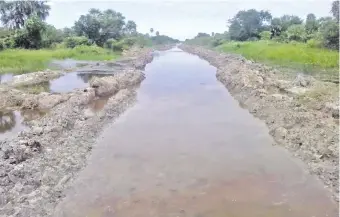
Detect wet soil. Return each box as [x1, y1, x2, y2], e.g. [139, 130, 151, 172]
[54, 48, 338, 217]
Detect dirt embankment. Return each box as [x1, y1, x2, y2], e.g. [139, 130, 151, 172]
[180, 45, 339, 201]
[0, 48, 153, 217]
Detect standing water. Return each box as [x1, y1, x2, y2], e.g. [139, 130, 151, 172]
[54, 48, 338, 217]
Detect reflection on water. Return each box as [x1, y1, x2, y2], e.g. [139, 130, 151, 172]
[18, 81, 51, 93]
[55, 48, 338, 217]
[0, 110, 23, 140]
[50, 72, 112, 93]
[0, 109, 46, 140]
[0, 110, 16, 133]
[0, 73, 14, 84]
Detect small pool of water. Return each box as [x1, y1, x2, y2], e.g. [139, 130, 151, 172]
[49, 72, 113, 93]
[0, 73, 14, 84]
[0, 109, 45, 140]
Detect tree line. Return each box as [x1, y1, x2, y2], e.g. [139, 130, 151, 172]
[0, 1, 178, 51]
[188, 1, 339, 50]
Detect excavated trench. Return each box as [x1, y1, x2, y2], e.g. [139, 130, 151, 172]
[53, 48, 338, 217]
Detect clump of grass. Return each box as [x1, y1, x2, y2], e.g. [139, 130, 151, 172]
[216, 41, 339, 78]
[0, 45, 121, 74]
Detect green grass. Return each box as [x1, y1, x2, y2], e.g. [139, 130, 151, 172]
[0, 45, 121, 74]
[216, 41, 339, 80]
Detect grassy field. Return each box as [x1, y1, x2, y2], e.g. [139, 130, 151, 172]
[0, 45, 121, 74]
[216, 41, 339, 80]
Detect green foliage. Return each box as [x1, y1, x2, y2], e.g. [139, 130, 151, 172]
[228, 9, 272, 41]
[3, 36, 14, 48]
[286, 24, 307, 42]
[259, 31, 271, 40]
[331, 1, 339, 22]
[41, 24, 63, 48]
[74, 8, 126, 46]
[151, 35, 179, 45]
[13, 15, 46, 49]
[64, 36, 91, 48]
[0, 46, 120, 74]
[306, 39, 323, 48]
[305, 13, 319, 34]
[318, 18, 339, 49]
[0, 1, 50, 29]
[217, 41, 339, 70]
[0, 40, 4, 50]
[124, 20, 137, 35]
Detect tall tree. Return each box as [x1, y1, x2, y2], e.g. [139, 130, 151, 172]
[228, 9, 272, 41]
[124, 20, 137, 35]
[155, 31, 160, 36]
[305, 13, 319, 34]
[0, 1, 50, 29]
[74, 8, 126, 46]
[331, 0, 339, 22]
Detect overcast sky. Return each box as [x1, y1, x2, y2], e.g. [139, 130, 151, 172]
[46, 0, 334, 40]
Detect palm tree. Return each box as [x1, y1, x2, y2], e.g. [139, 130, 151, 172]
[0, 1, 50, 29]
[156, 31, 159, 36]
[149, 28, 154, 35]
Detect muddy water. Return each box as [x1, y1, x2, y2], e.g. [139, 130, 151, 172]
[50, 71, 112, 93]
[54, 48, 338, 217]
[0, 109, 46, 140]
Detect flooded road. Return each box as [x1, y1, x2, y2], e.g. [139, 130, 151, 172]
[54, 48, 337, 217]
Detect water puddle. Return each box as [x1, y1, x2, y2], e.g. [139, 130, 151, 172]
[0, 109, 45, 140]
[49, 72, 90, 93]
[52, 48, 337, 216]
[0, 73, 14, 84]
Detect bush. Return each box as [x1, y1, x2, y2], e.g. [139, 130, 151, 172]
[0, 40, 4, 51]
[259, 31, 271, 40]
[111, 40, 127, 51]
[211, 38, 223, 47]
[306, 39, 323, 48]
[13, 15, 46, 49]
[64, 36, 91, 48]
[319, 19, 339, 50]
[286, 24, 307, 42]
[103, 38, 117, 49]
[3, 37, 15, 48]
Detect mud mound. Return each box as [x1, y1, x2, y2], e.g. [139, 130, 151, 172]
[180, 45, 339, 201]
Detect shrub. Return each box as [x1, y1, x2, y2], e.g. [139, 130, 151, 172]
[286, 24, 307, 42]
[259, 31, 271, 40]
[13, 15, 46, 49]
[104, 38, 117, 49]
[64, 36, 91, 48]
[211, 38, 223, 47]
[3, 37, 15, 48]
[319, 19, 339, 50]
[0, 40, 4, 50]
[306, 39, 323, 48]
